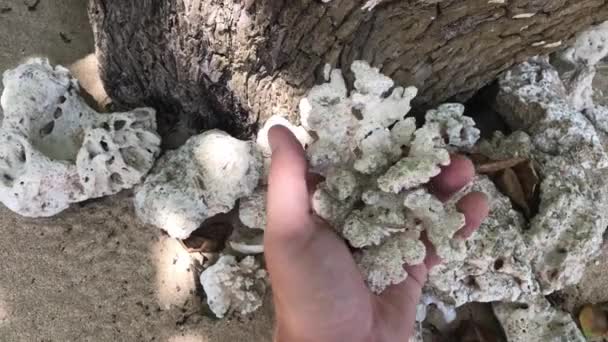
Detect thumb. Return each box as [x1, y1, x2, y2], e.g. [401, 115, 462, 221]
[266, 125, 313, 239]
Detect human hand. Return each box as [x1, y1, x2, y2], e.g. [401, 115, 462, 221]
[265, 126, 489, 342]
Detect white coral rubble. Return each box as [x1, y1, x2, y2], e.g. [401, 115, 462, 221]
[199, 255, 267, 318]
[493, 296, 585, 342]
[302, 61, 475, 293]
[0, 58, 161, 217]
[494, 57, 608, 294]
[134, 130, 262, 239]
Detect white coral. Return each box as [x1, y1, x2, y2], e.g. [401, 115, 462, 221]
[199, 255, 267, 318]
[425, 103, 480, 149]
[0, 58, 160, 217]
[134, 130, 262, 239]
[302, 61, 474, 293]
[404, 190, 466, 261]
[357, 234, 426, 294]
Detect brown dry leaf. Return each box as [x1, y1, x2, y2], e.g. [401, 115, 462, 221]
[512, 160, 540, 215]
[179, 213, 235, 253]
[476, 157, 527, 174]
[580, 304, 608, 338]
[495, 168, 530, 217]
[469, 153, 491, 165]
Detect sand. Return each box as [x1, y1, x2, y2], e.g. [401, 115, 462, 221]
[0, 193, 274, 342]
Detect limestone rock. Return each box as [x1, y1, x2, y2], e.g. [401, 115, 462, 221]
[494, 57, 608, 294]
[199, 255, 267, 318]
[134, 130, 262, 239]
[493, 296, 585, 342]
[238, 188, 267, 230]
[0, 58, 160, 217]
[495, 57, 608, 169]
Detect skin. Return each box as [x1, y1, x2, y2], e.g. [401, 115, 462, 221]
[265, 126, 490, 342]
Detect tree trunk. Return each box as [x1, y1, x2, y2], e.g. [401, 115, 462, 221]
[88, 0, 608, 144]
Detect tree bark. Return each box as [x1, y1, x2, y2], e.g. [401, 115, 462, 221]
[88, 0, 608, 143]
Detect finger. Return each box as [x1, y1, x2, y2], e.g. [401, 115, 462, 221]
[429, 154, 475, 201]
[267, 125, 312, 232]
[423, 191, 490, 267]
[377, 263, 428, 337]
[455, 191, 489, 239]
[421, 231, 442, 269]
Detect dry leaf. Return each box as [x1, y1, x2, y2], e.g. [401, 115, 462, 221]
[512, 160, 540, 216]
[495, 168, 530, 217]
[179, 213, 234, 253]
[580, 304, 608, 338]
[469, 153, 491, 165]
[476, 157, 527, 174]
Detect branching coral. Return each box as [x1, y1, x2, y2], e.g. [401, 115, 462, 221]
[301, 61, 479, 293]
[0, 58, 161, 217]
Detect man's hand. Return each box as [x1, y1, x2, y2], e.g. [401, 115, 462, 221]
[265, 126, 489, 342]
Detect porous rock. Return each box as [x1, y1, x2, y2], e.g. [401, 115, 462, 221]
[0, 58, 160, 217]
[494, 57, 608, 294]
[238, 188, 267, 230]
[199, 255, 267, 318]
[493, 296, 585, 342]
[134, 130, 262, 239]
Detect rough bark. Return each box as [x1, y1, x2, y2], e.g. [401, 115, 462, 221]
[88, 0, 608, 142]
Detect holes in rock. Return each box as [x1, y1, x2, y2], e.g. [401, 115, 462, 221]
[18, 148, 26, 163]
[110, 173, 123, 185]
[58, 95, 67, 104]
[101, 122, 111, 131]
[100, 140, 109, 152]
[133, 109, 149, 118]
[131, 121, 145, 129]
[353, 200, 365, 210]
[113, 120, 126, 131]
[464, 276, 480, 290]
[351, 107, 363, 120]
[84, 176, 89, 183]
[193, 175, 205, 190]
[3, 174, 14, 185]
[39, 121, 55, 136]
[53, 107, 63, 119]
[106, 156, 115, 165]
[493, 258, 504, 270]
[120, 147, 144, 171]
[547, 269, 559, 280]
[463, 82, 510, 139]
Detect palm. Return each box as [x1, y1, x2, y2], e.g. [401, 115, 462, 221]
[265, 126, 488, 342]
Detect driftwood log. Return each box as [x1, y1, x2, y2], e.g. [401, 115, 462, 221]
[88, 0, 608, 143]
